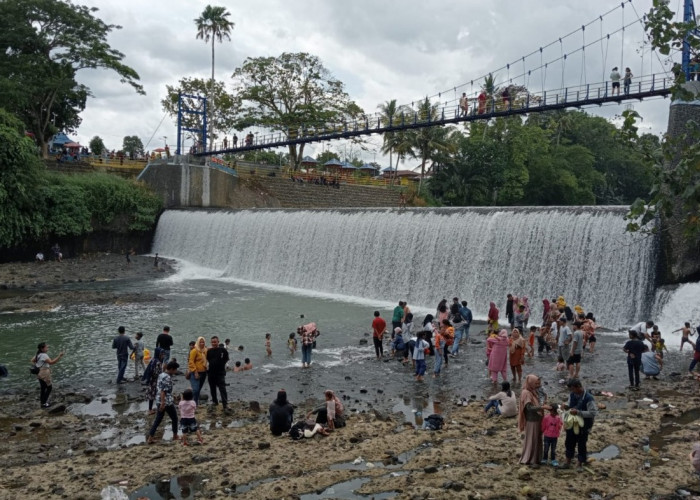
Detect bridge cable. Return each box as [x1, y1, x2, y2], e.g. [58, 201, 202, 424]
[621, 1, 626, 71]
[581, 25, 587, 87]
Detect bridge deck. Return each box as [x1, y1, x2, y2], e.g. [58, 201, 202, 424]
[198, 74, 672, 156]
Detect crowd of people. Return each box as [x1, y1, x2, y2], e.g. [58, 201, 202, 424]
[27, 294, 700, 465]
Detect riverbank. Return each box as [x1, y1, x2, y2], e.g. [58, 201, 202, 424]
[0, 253, 175, 313]
[1, 367, 700, 499]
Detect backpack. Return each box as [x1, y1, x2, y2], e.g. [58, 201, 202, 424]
[424, 414, 444, 430]
[289, 421, 305, 440]
[452, 313, 463, 323]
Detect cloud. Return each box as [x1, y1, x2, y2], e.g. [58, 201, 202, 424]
[73, 0, 671, 155]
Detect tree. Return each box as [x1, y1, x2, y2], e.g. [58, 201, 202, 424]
[231, 52, 364, 169]
[89, 136, 106, 156]
[316, 151, 340, 164]
[407, 98, 454, 183]
[195, 5, 234, 86]
[195, 5, 234, 139]
[378, 99, 413, 185]
[0, 109, 46, 247]
[0, 0, 143, 158]
[122, 136, 144, 159]
[624, 0, 700, 236]
[161, 77, 238, 144]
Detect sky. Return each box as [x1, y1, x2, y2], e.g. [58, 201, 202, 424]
[72, 0, 680, 164]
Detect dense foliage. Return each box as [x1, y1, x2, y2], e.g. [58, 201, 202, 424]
[624, 0, 700, 236]
[0, 110, 161, 249]
[427, 110, 658, 207]
[0, 0, 143, 158]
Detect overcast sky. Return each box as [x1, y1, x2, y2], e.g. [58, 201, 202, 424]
[73, 0, 679, 163]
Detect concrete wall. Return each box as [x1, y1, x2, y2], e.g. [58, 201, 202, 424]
[138, 158, 403, 210]
[660, 81, 700, 284]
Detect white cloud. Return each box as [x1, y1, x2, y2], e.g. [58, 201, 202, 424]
[71, 0, 672, 157]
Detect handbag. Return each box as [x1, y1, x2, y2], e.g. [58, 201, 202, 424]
[29, 365, 40, 375]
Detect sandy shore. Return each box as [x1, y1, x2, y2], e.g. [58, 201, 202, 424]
[0, 253, 175, 312]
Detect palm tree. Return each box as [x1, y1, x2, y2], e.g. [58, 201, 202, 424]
[408, 98, 454, 185]
[195, 5, 234, 144]
[378, 99, 411, 185]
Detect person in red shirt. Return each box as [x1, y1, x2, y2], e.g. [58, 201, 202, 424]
[372, 311, 387, 360]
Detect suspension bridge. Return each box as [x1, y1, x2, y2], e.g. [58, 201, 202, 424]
[180, 0, 697, 158]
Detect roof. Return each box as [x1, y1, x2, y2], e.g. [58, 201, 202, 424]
[360, 163, 379, 170]
[323, 159, 343, 167]
[50, 132, 73, 145]
[301, 155, 318, 164]
[340, 161, 357, 169]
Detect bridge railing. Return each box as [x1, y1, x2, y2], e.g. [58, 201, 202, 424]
[203, 72, 672, 155]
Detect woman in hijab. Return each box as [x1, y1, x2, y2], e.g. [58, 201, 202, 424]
[488, 329, 509, 382]
[487, 302, 500, 333]
[269, 389, 294, 436]
[542, 299, 551, 324]
[188, 336, 208, 405]
[519, 374, 549, 465]
[314, 390, 345, 430]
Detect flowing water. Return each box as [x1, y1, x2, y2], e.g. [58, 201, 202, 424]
[151, 207, 657, 329]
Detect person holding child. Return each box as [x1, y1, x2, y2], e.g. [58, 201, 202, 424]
[519, 374, 549, 465]
[314, 390, 345, 430]
[178, 388, 203, 446]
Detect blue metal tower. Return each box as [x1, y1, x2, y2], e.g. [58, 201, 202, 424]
[682, 0, 700, 79]
[176, 93, 208, 155]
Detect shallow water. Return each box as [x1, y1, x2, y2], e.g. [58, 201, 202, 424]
[0, 269, 693, 423]
[128, 474, 205, 500]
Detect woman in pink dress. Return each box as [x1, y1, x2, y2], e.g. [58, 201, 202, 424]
[488, 329, 509, 382]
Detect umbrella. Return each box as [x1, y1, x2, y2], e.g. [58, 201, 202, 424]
[153, 147, 166, 153]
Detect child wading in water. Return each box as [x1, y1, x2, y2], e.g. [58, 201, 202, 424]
[542, 403, 563, 466]
[288, 332, 297, 355]
[265, 333, 272, 357]
[178, 388, 203, 446]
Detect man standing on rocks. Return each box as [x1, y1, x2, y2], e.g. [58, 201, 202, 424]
[112, 326, 134, 384]
[371, 311, 386, 360]
[156, 326, 174, 364]
[562, 378, 597, 470]
[207, 336, 230, 412]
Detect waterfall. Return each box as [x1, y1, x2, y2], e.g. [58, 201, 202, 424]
[152, 207, 657, 329]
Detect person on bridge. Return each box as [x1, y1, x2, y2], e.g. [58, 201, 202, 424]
[459, 92, 469, 117]
[623, 68, 633, 95]
[610, 67, 621, 96]
[478, 91, 487, 114]
[223, 136, 228, 149]
[233, 134, 238, 147]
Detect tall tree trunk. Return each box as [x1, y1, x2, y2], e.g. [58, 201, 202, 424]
[210, 37, 215, 149]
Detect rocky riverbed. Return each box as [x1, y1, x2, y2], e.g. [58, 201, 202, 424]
[0, 253, 174, 312]
[1, 372, 700, 499]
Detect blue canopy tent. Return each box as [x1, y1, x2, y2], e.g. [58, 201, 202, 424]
[49, 132, 73, 152]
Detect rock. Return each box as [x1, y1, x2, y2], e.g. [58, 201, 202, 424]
[192, 455, 212, 464]
[13, 425, 23, 431]
[258, 441, 271, 450]
[517, 466, 531, 480]
[360, 389, 368, 394]
[249, 401, 261, 413]
[83, 447, 98, 456]
[48, 404, 67, 414]
[344, 376, 352, 381]
[29, 422, 42, 428]
[372, 409, 391, 422]
[424, 466, 438, 473]
[359, 339, 368, 345]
